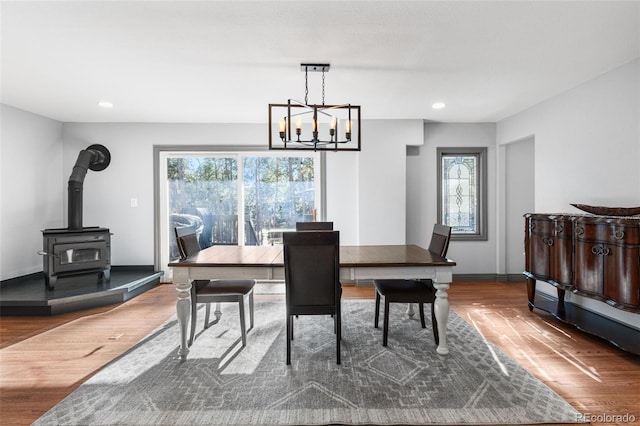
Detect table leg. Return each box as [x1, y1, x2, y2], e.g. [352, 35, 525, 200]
[214, 302, 223, 322]
[433, 281, 450, 355]
[407, 303, 415, 317]
[175, 279, 192, 361]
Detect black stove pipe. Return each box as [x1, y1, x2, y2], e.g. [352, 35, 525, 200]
[67, 144, 111, 230]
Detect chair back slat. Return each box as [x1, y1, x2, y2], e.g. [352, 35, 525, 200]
[428, 224, 452, 258]
[175, 225, 197, 239]
[174, 226, 202, 259]
[284, 230, 341, 364]
[283, 231, 340, 311]
[295, 221, 334, 231]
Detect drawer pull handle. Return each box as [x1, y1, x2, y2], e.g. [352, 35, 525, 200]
[614, 230, 625, 240]
[575, 226, 584, 235]
[591, 246, 611, 255]
[543, 237, 554, 246]
[555, 224, 564, 233]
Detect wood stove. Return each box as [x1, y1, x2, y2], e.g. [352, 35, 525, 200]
[39, 144, 112, 290]
[41, 227, 111, 290]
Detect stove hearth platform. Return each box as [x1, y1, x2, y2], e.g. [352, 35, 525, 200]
[0, 266, 163, 316]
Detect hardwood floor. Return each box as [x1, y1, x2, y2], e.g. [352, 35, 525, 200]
[1, 281, 638, 425]
[448, 282, 640, 426]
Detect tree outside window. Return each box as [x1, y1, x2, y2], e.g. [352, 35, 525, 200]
[166, 153, 318, 259]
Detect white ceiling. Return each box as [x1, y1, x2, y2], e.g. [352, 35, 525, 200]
[1, 1, 639, 123]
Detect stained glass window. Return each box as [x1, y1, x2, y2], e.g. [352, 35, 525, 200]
[437, 147, 487, 240]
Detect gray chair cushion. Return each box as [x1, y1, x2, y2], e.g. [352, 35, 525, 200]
[374, 279, 435, 303]
[197, 279, 255, 295]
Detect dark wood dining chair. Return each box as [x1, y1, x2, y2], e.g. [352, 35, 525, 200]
[174, 226, 256, 347]
[283, 230, 341, 365]
[373, 224, 452, 347]
[295, 221, 334, 231]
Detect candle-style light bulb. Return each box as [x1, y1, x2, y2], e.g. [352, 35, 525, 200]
[278, 119, 286, 141]
[345, 119, 352, 140]
[312, 108, 319, 141]
[295, 116, 302, 140]
[330, 117, 337, 139]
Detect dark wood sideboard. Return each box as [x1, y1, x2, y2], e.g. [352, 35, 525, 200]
[524, 213, 640, 354]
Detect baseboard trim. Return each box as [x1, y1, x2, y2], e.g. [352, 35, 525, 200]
[453, 273, 526, 282]
[350, 274, 527, 286]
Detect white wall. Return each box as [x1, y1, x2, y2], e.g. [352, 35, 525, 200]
[0, 116, 421, 279]
[325, 151, 359, 244]
[407, 122, 497, 275]
[503, 137, 535, 275]
[357, 120, 423, 245]
[0, 105, 63, 280]
[61, 119, 423, 270]
[497, 58, 640, 211]
[61, 123, 266, 267]
[497, 58, 640, 328]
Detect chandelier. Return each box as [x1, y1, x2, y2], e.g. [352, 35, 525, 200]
[268, 63, 361, 151]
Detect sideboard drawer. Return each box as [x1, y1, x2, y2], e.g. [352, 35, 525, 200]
[574, 220, 640, 244]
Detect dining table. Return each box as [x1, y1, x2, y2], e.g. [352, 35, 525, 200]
[169, 244, 456, 361]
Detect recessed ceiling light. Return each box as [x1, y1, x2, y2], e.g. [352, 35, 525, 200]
[97, 100, 114, 109]
[432, 102, 446, 110]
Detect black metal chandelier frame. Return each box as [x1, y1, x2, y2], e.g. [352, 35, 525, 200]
[268, 63, 361, 152]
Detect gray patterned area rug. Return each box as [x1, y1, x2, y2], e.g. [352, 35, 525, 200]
[34, 299, 583, 425]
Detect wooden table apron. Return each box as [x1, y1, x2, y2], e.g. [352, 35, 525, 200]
[169, 245, 456, 361]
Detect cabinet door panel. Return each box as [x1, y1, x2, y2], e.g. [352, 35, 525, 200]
[606, 245, 640, 307]
[550, 218, 573, 286]
[525, 215, 573, 285]
[574, 241, 604, 296]
[551, 238, 573, 286]
[528, 233, 551, 279]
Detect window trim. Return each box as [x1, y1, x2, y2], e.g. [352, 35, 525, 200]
[436, 147, 488, 241]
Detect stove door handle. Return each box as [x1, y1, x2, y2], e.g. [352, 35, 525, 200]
[37, 250, 57, 257]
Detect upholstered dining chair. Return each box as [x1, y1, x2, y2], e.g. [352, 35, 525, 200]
[373, 224, 452, 347]
[174, 226, 256, 347]
[295, 221, 334, 231]
[283, 230, 341, 365]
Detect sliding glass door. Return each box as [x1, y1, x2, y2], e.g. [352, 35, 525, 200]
[243, 155, 316, 245]
[157, 148, 321, 277]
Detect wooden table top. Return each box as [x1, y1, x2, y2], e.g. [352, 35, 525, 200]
[169, 244, 456, 268]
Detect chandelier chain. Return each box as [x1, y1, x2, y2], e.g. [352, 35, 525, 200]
[322, 70, 325, 105]
[304, 68, 309, 105]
